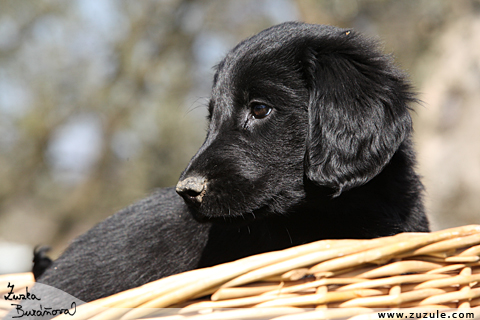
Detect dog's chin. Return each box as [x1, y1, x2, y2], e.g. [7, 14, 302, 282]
[186, 201, 271, 226]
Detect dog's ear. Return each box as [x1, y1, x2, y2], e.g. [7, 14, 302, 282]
[302, 31, 415, 196]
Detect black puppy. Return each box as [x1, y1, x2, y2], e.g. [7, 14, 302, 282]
[36, 22, 429, 302]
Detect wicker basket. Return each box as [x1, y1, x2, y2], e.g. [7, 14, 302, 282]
[1, 225, 480, 320]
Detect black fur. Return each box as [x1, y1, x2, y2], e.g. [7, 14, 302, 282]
[36, 22, 429, 302]
[32, 246, 52, 280]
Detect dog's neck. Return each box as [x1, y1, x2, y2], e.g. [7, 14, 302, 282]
[296, 140, 425, 237]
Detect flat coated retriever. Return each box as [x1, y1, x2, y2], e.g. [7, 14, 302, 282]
[36, 22, 429, 302]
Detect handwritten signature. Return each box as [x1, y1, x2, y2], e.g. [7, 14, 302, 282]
[4, 282, 76, 318]
[10, 303, 76, 318]
[4, 283, 40, 301]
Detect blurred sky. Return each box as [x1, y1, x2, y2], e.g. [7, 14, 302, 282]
[1, 0, 301, 183]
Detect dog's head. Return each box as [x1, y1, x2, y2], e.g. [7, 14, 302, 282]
[176, 22, 415, 221]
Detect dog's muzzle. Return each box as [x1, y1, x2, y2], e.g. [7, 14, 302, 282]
[176, 176, 207, 206]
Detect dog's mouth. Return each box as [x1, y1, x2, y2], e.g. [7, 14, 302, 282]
[187, 204, 270, 226]
[178, 181, 272, 224]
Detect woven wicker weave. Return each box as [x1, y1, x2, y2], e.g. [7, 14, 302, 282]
[1, 225, 480, 320]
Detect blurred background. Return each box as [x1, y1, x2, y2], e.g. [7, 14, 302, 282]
[1, 0, 479, 274]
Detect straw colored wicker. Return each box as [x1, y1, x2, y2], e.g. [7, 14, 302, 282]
[1, 225, 480, 320]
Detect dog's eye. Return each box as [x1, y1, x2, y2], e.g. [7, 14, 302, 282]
[251, 104, 272, 119]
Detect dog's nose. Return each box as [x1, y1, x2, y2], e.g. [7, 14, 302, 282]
[176, 176, 207, 205]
